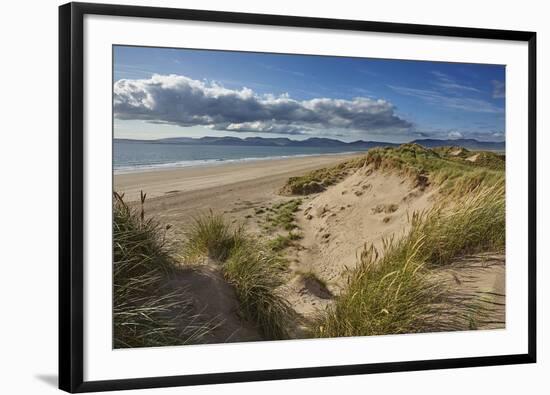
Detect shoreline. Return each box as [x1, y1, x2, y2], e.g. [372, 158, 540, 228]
[114, 152, 363, 202]
[114, 150, 366, 175]
[114, 151, 363, 243]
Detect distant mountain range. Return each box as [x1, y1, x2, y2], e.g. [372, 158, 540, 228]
[115, 136, 505, 151]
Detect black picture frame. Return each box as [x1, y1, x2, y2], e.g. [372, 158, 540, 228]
[59, 2, 537, 393]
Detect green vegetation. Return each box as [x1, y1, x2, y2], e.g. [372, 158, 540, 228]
[281, 143, 505, 196]
[185, 211, 293, 339]
[313, 182, 504, 338]
[365, 144, 505, 193]
[185, 210, 245, 261]
[311, 144, 505, 338]
[113, 192, 213, 348]
[433, 146, 505, 170]
[280, 158, 369, 195]
[265, 199, 302, 231]
[114, 143, 505, 346]
[225, 240, 294, 339]
[268, 231, 303, 252]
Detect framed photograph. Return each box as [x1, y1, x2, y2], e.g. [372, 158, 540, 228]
[59, 2, 536, 392]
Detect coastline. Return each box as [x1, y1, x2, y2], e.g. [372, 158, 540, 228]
[114, 152, 363, 201]
[114, 150, 366, 175]
[114, 152, 363, 238]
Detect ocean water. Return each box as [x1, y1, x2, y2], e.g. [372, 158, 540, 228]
[114, 141, 367, 173]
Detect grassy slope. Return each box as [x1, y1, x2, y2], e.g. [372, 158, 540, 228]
[184, 211, 295, 340]
[310, 144, 505, 338]
[282, 143, 504, 197]
[113, 192, 214, 348]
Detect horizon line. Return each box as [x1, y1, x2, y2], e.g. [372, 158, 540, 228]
[113, 135, 506, 144]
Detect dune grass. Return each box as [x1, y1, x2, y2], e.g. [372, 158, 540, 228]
[224, 240, 294, 339]
[312, 180, 505, 338]
[282, 143, 505, 197]
[281, 157, 372, 195]
[185, 211, 294, 339]
[113, 192, 213, 348]
[185, 210, 246, 261]
[310, 145, 505, 338]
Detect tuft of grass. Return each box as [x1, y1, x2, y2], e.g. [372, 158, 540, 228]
[265, 199, 302, 231]
[312, 182, 505, 338]
[280, 157, 370, 195]
[267, 231, 303, 252]
[113, 192, 213, 348]
[224, 240, 294, 340]
[312, 241, 446, 337]
[410, 182, 505, 266]
[185, 211, 294, 340]
[185, 210, 245, 261]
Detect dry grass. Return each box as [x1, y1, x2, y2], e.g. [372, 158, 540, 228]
[184, 210, 245, 262]
[224, 240, 295, 340]
[280, 158, 369, 195]
[113, 192, 214, 348]
[311, 150, 505, 338]
[185, 211, 294, 340]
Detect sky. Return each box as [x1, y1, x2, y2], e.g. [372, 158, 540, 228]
[113, 45, 505, 143]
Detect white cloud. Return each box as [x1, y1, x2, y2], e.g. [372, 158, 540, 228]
[492, 80, 505, 99]
[431, 71, 480, 93]
[114, 74, 412, 136]
[448, 130, 463, 139]
[388, 85, 503, 114]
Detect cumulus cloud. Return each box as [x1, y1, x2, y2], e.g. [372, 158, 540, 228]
[114, 74, 412, 136]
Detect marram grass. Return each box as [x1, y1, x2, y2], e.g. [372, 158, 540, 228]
[312, 181, 505, 338]
[185, 211, 294, 340]
[224, 239, 294, 340]
[113, 192, 214, 348]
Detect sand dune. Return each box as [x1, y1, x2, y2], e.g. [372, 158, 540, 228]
[280, 167, 438, 317]
[115, 153, 505, 341]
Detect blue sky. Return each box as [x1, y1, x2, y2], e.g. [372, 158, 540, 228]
[114, 45, 505, 143]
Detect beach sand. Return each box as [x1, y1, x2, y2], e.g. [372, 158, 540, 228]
[114, 153, 362, 237]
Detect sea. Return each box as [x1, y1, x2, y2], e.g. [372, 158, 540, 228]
[114, 140, 367, 174]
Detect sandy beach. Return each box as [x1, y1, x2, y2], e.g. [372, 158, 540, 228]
[114, 153, 362, 236]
